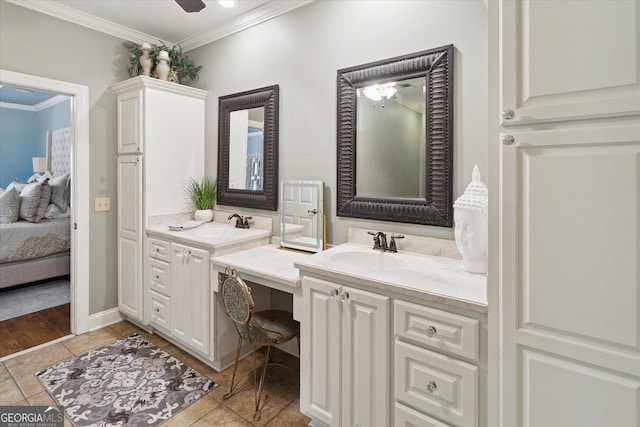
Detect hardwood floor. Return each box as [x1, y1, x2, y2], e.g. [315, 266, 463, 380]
[0, 303, 70, 358]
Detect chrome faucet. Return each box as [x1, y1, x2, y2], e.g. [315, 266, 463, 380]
[228, 213, 251, 229]
[367, 231, 404, 252]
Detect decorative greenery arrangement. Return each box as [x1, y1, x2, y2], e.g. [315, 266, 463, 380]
[183, 177, 217, 210]
[121, 40, 202, 84]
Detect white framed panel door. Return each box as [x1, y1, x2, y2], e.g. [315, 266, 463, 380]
[500, 122, 640, 425]
[499, 0, 640, 126]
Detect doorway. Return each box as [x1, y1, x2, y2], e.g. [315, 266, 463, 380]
[0, 69, 90, 355]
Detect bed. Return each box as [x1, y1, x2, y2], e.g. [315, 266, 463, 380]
[0, 127, 72, 289]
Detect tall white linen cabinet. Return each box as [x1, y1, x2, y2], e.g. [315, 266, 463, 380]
[490, 1, 640, 426]
[112, 76, 208, 325]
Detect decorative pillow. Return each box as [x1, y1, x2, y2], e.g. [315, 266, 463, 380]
[49, 172, 71, 211]
[44, 202, 72, 219]
[6, 179, 27, 194]
[27, 171, 52, 184]
[19, 180, 51, 222]
[0, 187, 20, 224]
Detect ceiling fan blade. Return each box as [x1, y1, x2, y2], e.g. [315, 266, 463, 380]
[175, 0, 206, 13]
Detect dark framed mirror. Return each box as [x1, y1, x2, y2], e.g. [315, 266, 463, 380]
[336, 45, 454, 227]
[217, 85, 279, 210]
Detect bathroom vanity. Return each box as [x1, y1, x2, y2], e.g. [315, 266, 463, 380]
[294, 239, 487, 427]
[144, 217, 271, 371]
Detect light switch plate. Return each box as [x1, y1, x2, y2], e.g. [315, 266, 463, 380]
[95, 197, 111, 212]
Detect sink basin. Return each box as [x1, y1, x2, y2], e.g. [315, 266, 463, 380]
[329, 250, 409, 271]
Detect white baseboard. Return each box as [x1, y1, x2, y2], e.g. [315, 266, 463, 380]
[89, 307, 124, 331]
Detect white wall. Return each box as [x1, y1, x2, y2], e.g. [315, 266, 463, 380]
[189, 0, 488, 244]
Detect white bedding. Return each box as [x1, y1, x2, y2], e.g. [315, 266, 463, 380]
[0, 218, 70, 263]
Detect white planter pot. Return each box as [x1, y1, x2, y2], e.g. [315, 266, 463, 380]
[194, 209, 213, 222]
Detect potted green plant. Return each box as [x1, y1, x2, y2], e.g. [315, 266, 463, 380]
[121, 40, 202, 84]
[183, 177, 217, 222]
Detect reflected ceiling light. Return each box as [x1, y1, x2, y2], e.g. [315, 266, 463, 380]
[362, 82, 397, 102]
[219, 0, 237, 7]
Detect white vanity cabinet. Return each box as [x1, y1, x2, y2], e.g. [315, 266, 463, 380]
[112, 76, 207, 325]
[493, 2, 640, 426]
[301, 276, 390, 427]
[170, 242, 211, 357]
[394, 300, 479, 427]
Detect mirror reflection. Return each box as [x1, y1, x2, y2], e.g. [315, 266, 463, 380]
[217, 85, 279, 211]
[356, 76, 426, 199]
[229, 107, 264, 191]
[280, 180, 325, 253]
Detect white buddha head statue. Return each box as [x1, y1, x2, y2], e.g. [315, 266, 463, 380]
[453, 165, 488, 274]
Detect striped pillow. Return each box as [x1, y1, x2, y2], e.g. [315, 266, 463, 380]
[0, 187, 20, 223]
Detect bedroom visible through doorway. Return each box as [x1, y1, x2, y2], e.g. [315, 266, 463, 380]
[0, 69, 91, 358]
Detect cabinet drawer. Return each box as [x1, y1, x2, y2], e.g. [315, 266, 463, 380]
[395, 300, 479, 361]
[395, 402, 451, 427]
[148, 259, 170, 297]
[148, 238, 169, 262]
[395, 340, 477, 427]
[150, 291, 170, 332]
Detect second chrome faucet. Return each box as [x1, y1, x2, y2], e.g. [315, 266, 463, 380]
[367, 231, 404, 253]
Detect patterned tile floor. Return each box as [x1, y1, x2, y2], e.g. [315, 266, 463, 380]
[0, 320, 310, 426]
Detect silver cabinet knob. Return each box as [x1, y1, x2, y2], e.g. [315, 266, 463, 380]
[340, 291, 349, 301]
[426, 326, 437, 338]
[154, 307, 160, 312]
[502, 109, 515, 120]
[154, 274, 160, 280]
[329, 289, 339, 298]
[426, 380, 438, 394]
[502, 135, 516, 146]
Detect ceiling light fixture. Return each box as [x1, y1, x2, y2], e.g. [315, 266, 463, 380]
[362, 82, 397, 103]
[219, 0, 237, 7]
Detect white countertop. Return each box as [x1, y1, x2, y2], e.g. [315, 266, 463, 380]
[294, 243, 488, 313]
[146, 221, 271, 252]
[211, 244, 312, 293]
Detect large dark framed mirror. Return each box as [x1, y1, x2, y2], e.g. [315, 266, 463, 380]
[217, 85, 279, 210]
[336, 45, 454, 227]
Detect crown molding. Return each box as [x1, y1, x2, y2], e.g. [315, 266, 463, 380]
[5, 0, 171, 46]
[6, 0, 315, 51]
[178, 0, 316, 51]
[0, 94, 70, 112]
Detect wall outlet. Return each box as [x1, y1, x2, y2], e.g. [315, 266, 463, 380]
[95, 197, 111, 212]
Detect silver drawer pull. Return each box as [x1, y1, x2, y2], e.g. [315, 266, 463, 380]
[426, 380, 438, 394]
[426, 325, 437, 338]
[155, 247, 160, 252]
[340, 291, 349, 302]
[329, 289, 339, 298]
[154, 307, 160, 312]
[502, 135, 516, 146]
[155, 274, 160, 280]
[501, 109, 515, 120]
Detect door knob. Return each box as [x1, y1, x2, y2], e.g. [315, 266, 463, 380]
[426, 380, 438, 394]
[502, 135, 516, 146]
[340, 291, 349, 301]
[426, 325, 437, 338]
[329, 289, 339, 298]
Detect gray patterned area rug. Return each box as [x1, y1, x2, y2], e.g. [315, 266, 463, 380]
[36, 333, 217, 426]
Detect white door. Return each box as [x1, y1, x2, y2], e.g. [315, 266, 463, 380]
[497, 2, 640, 425]
[341, 286, 389, 427]
[500, 124, 640, 426]
[499, 0, 640, 127]
[171, 243, 210, 356]
[301, 276, 342, 426]
[117, 155, 143, 321]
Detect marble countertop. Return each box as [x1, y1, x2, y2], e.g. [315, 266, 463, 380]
[146, 221, 271, 252]
[294, 243, 488, 313]
[211, 244, 312, 294]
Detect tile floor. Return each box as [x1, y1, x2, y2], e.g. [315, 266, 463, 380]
[0, 320, 311, 426]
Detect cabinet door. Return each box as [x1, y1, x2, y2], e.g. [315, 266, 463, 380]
[117, 89, 143, 154]
[301, 276, 342, 426]
[500, 0, 640, 126]
[341, 286, 390, 427]
[117, 155, 143, 321]
[500, 124, 640, 426]
[171, 243, 210, 356]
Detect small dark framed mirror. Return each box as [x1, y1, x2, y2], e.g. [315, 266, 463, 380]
[336, 45, 454, 226]
[217, 85, 279, 210]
